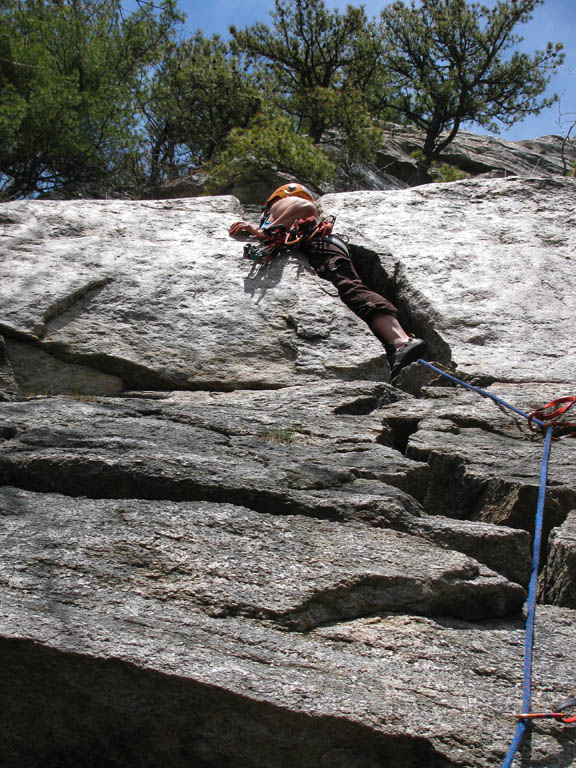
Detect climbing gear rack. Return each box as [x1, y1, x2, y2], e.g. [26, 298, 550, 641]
[243, 216, 336, 264]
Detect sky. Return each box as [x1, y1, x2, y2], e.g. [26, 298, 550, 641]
[126, 0, 576, 142]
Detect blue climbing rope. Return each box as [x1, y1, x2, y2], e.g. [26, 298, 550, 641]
[416, 360, 546, 428]
[415, 359, 559, 766]
[501, 425, 553, 768]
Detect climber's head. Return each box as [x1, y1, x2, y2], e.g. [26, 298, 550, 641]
[260, 183, 317, 229]
[264, 183, 315, 208]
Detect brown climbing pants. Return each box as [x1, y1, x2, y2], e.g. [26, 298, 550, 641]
[303, 235, 399, 322]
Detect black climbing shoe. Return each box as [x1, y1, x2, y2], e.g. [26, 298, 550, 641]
[390, 338, 427, 379]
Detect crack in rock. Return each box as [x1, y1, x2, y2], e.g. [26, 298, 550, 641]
[5, 337, 124, 396]
[0, 389, 534, 587]
[42, 278, 114, 337]
[0, 488, 525, 633]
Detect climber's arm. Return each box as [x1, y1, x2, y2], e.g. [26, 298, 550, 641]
[228, 221, 260, 240]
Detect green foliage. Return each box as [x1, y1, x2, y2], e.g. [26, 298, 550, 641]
[0, 0, 181, 199]
[409, 149, 425, 163]
[375, 0, 564, 176]
[432, 163, 469, 183]
[206, 109, 335, 191]
[142, 32, 261, 187]
[261, 427, 295, 444]
[230, 0, 384, 160]
[0, 0, 568, 198]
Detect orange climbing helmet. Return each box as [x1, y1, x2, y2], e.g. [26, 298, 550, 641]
[265, 183, 314, 207]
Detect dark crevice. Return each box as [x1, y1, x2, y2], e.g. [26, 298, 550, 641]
[0, 463, 347, 523]
[372, 399, 576, 588]
[379, 416, 421, 454]
[348, 243, 452, 367]
[0, 323, 39, 345]
[404, 439, 576, 574]
[2, 330, 292, 395]
[135, 409, 238, 442]
[333, 395, 387, 415]
[272, 573, 524, 631]
[453, 371, 499, 388]
[333, 384, 401, 415]
[444, 413, 535, 441]
[348, 244, 398, 305]
[43, 345, 291, 392]
[474, 480, 575, 544]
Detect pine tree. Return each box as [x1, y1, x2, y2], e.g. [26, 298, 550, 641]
[0, 0, 181, 199]
[374, 0, 564, 181]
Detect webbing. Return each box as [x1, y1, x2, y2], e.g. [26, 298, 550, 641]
[414, 359, 558, 767]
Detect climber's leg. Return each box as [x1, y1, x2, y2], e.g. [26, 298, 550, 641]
[305, 236, 426, 377]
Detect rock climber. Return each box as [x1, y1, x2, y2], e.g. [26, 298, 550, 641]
[228, 182, 426, 379]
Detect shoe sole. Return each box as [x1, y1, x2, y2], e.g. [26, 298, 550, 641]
[391, 340, 427, 379]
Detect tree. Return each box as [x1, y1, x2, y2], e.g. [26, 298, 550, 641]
[141, 32, 261, 188]
[375, 0, 564, 181]
[206, 107, 336, 192]
[0, 0, 181, 200]
[229, 0, 384, 158]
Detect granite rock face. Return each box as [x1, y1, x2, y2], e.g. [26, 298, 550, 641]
[372, 124, 576, 187]
[322, 177, 576, 384]
[0, 196, 391, 391]
[541, 512, 576, 609]
[1, 176, 576, 768]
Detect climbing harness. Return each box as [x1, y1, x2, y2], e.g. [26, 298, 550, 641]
[415, 360, 576, 765]
[243, 216, 336, 265]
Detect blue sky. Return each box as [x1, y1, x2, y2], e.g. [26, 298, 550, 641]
[128, 0, 576, 141]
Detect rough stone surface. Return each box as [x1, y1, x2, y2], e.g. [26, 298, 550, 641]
[0, 336, 17, 398]
[541, 512, 576, 609]
[373, 123, 576, 186]
[1, 176, 576, 768]
[0, 384, 531, 587]
[377, 384, 576, 535]
[0, 197, 391, 391]
[6, 337, 124, 396]
[321, 177, 576, 384]
[2, 581, 576, 768]
[0, 488, 524, 631]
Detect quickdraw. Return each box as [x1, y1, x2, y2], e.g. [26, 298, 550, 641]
[514, 712, 576, 724]
[516, 692, 576, 724]
[243, 216, 336, 264]
[528, 395, 576, 440]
